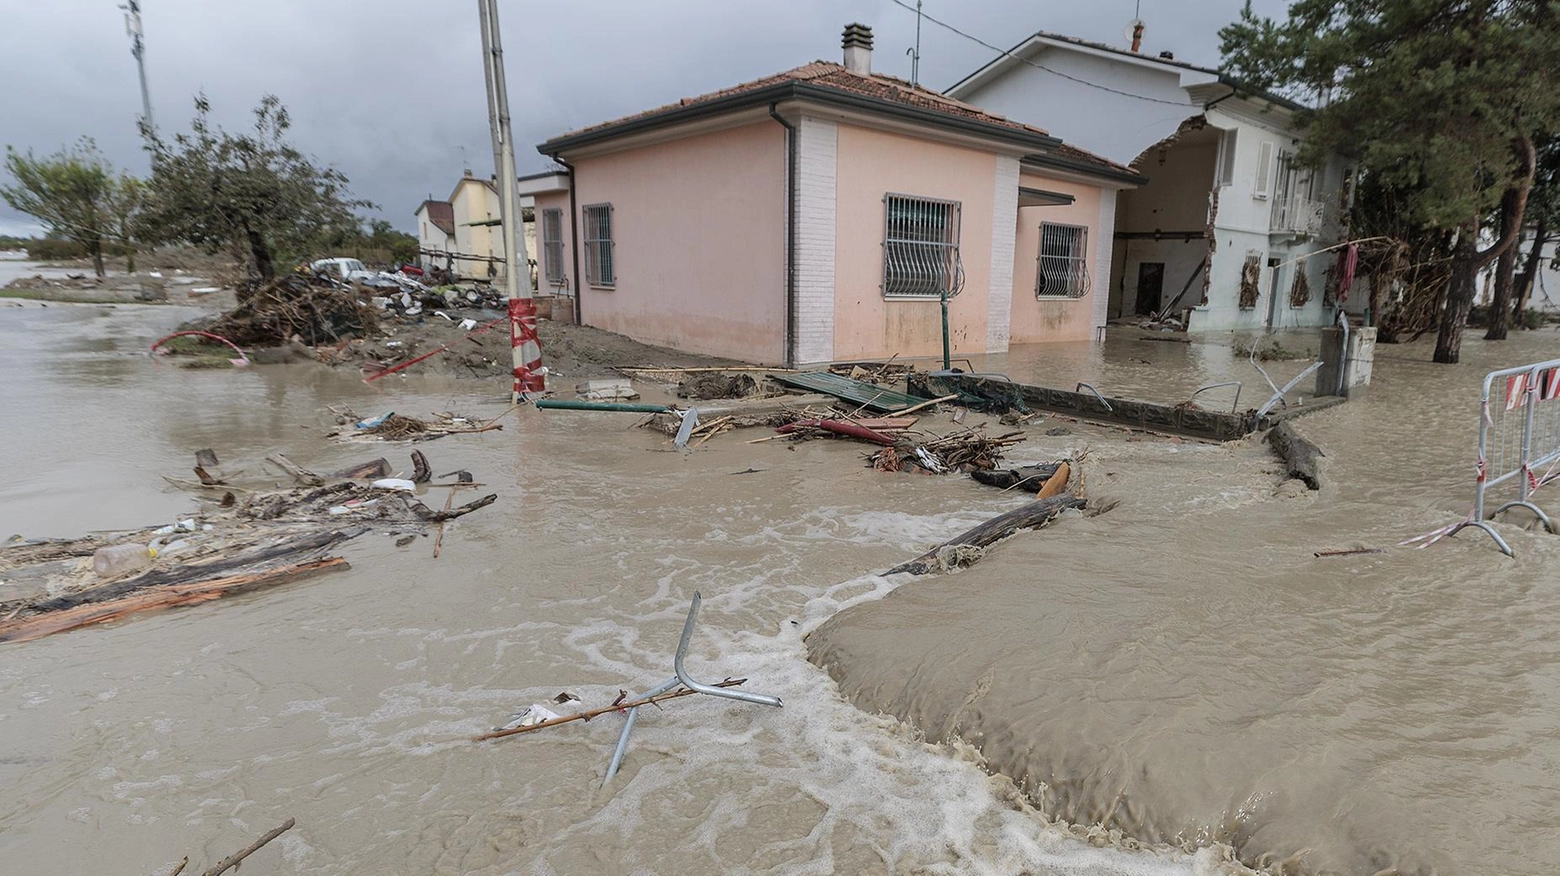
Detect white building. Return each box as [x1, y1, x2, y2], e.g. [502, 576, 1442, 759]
[949, 30, 1355, 333]
[413, 172, 538, 283]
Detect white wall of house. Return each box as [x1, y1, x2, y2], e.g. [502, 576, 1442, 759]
[953, 42, 1203, 166]
[952, 36, 1352, 333]
[414, 206, 455, 272]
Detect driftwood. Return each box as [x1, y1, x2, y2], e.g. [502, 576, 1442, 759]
[411, 449, 432, 484]
[200, 817, 296, 876]
[886, 493, 1086, 576]
[265, 454, 324, 486]
[971, 463, 1061, 491]
[1267, 421, 1324, 490]
[0, 559, 348, 644]
[330, 458, 390, 479]
[408, 493, 497, 522]
[24, 530, 356, 615]
[473, 678, 749, 742]
[1036, 462, 1071, 499]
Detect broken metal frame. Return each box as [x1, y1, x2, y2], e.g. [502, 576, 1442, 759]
[604, 591, 782, 784]
[1075, 383, 1112, 413]
[1449, 358, 1560, 556]
[1254, 361, 1323, 420]
[1188, 381, 1242, 414]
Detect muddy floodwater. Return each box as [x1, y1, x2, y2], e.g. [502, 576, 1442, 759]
[2, 285, 1558, 875]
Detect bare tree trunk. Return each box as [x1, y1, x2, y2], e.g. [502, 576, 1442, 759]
[1435, 137, 1536, 363]
[1435, 225, 1480, 364]
[1513, 219, 1548, 327]
[88, 237, 106, 279]
[1485, 188, 1521, 339]
[245, 226, 274, 279]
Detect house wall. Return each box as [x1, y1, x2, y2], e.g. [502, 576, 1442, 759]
[450, 179, 504, 282]
[1193, 108, 1348, 332]
[955, 46, 1199, 165]
[831, 123, 1001, 362]
[569, 121, 788, 363]
[532, 191, 573, 296]
[1010, 171, 1103, 344]
[414, 208, 455, 272]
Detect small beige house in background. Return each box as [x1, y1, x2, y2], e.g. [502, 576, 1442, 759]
[414, 172, 537, 282]
[533, 24, 1141, 367]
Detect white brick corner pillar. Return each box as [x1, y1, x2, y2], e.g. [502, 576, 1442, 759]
[793, 117, 838, 365]
[1091, 190, 1117, 340]
[986, 156, 1020, 353]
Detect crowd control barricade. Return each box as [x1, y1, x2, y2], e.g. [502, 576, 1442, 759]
[1448, 358, 1560, 555]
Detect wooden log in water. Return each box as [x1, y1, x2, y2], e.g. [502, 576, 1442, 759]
[330, 458, 391, 479]
[971, 463, 1061, 491]
[1267, 421, 1324, 490]
[886, 493, 1086, 576]
[0, 558, 349, 644]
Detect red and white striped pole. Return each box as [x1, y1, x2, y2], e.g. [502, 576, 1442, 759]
[478, 0, 545, 401]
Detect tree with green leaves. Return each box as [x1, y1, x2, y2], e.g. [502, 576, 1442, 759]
[1221, 0, 1560, 363]
[140, 95, 368, 279]
[1, 138, 125, 278]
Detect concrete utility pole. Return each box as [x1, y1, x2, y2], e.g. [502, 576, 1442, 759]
[477, 0, 543, 401]
[121, 0, 153, 129]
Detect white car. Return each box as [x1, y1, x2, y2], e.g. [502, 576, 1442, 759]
[309, 257, 393, 286]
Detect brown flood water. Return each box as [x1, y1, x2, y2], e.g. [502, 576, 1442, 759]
[1, 286, 1557, 875]
[812, 329, 1560, 875]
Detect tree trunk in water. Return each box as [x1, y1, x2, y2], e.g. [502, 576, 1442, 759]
[245, 227, 274, 279]
[1513, 220, 1548, 328]
[1484, 188, 1521, 340]
[1434, 226, 1479, 364]
[89, 238, 106, 279]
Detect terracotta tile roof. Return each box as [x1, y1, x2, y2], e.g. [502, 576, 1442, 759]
[556, 61, 1052, 141]
[418, 200, 455, 236]
[1047, 142, 1140, 178]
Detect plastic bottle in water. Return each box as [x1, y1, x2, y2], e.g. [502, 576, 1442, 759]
[92, 543, 154, 578]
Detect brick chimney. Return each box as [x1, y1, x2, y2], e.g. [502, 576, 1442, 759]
[1130, 21, 1144, 53]
[842, 23, 873, 75]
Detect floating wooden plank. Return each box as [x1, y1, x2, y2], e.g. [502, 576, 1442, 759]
[769, 371, 931, 413]
[0, 558, 349, 644]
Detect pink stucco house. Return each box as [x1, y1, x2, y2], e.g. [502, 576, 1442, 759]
[534, 24, 1141, 366]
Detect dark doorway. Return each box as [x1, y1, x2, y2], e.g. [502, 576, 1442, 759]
[1135, 262, 1165, 315]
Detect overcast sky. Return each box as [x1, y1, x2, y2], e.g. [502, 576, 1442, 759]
[0, 0, 1286, 236]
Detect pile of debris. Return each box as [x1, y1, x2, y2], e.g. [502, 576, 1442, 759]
[325, 406, 508, 442]
[204, 274, 380, 347]
[0, 448, 496, 644]
[829, 360, 915, 387]
[867, 427, 1026, 474]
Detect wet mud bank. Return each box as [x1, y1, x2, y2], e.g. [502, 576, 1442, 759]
[809, 329, 1560, 875]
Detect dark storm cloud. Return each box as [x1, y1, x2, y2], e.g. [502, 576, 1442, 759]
[0, 0, 1286, 236]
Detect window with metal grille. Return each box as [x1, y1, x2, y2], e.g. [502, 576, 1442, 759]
[1035, 222, 1089, 298]
[541, 208, 564, 285]
[583, 203, 614, 287]
[882, 194, 962, 297]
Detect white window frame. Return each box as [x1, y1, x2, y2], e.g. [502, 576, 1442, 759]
[1253, 140, 1275, 200]
[541, 207, 565, 285]
[1035, 222, 1089, 299]
[881, 193, 963, 299]
[583, 203, 614, 288]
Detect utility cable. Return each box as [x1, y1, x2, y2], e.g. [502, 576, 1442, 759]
[885, 0, 1194, 106]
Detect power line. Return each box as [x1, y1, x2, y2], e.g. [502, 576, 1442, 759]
[884, 0, 1193, 107]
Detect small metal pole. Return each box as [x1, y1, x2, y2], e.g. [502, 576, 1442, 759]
[940, 289, 951, 370]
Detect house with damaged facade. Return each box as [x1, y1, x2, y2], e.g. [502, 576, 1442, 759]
[532, 24, 1142, 367]
[949, 29, 1355, 332]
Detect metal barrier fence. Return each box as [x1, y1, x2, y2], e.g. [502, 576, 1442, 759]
[1449, 357, 1560, 555]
